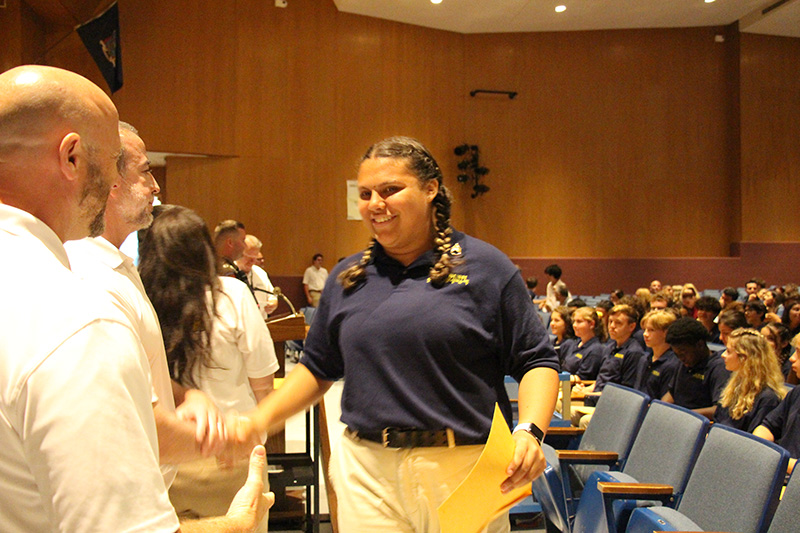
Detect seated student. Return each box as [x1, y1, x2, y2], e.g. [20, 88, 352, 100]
[649, 291, 672, 311]
[679, 284, 700, 318]
[550, 306, 576, 365]
[745, 299, 769, 331]
[720, 286, 740, 308]
[662, 317, 731, 420]
[562, 307, 606, 381]
[716, 328, 787, 432]
[526, 276, 538, 301]
[619, 295, 647, 350]
[718, 308, 749, 349]
[595, 299, 614, 344]
[635, 310, 681, 401]
[754, 334, 800, 474]
[762, 322, 797, 383]
[578, 304, 645, 407]
[783, 298, 800, 339]
[696, 296, 722, 344]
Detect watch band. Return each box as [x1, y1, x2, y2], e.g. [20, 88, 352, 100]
[512, 422, 544, 445]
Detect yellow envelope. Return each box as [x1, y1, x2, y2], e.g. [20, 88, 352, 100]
[437, 404, 532, 533]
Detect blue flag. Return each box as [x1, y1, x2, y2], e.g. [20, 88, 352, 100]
[77, 2, 123, 93]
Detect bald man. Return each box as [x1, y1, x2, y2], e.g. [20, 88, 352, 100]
[0, 65, 270, 532]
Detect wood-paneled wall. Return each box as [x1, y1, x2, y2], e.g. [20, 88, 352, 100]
[8, 0, 800, 283]
[740, 33, 800, 242]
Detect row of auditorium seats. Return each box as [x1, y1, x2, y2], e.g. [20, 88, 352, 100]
[531, 384, 798, 533]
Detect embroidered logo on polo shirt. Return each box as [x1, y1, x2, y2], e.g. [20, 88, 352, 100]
[575, 353, 583, 359]
[426, 273, 470, 285]
[652, 370, 661, 376]
[692, 373, 705, 380]
[614, 352, 624, 359]
[446, 273, 469, 285]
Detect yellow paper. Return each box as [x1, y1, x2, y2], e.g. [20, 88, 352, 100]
[437, 404, 532, 533]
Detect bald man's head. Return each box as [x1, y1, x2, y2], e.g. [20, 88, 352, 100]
[0, 65, 121, 241]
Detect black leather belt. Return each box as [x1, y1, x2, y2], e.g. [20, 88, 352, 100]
[348, 427, 483, 448]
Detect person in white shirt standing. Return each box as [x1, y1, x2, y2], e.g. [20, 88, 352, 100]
[236, 234, 279, 319]
[65, 122, 242, 489]
[0, 64, 270, 533]
[303, 252, 328, 307]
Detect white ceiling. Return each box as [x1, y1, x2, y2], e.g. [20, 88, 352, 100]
[333, 0, 800, 38]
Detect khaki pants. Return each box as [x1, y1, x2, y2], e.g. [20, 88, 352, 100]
[169, 457, 269, 530]
[329, 430, 511, 533]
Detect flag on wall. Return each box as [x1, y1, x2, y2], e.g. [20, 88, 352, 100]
[77, 2, 123, 93]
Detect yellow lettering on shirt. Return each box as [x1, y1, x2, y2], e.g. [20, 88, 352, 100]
[614, 352, 625, 359]
[427, 274, 469, 285]
[652, 370, 661, 377]
[692, 373, 705, 380]
[575, 353, 583, 359]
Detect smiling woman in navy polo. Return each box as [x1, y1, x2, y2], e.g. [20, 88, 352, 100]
[245, 136, 559, 532]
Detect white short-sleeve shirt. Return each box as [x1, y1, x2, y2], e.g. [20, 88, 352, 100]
[0, 205, 178, 533]
[193, 276, 279, 414]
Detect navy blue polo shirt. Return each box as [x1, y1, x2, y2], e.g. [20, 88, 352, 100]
[761, 386, 800, 458]
[714, 387, 782, 433]
[584, 337, 644, 406]
[669, 353, 730, 410]
[562, 336, 605, 380]
[635, 348, 681, 401]
[592, 337, 645, 392]
[300, 231, 560, 441]
[556, 337, 578, 368]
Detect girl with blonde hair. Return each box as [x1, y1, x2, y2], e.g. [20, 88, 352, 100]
[716, 328, 787, 432]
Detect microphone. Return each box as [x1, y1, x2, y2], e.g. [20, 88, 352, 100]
[272, 286, 297, 315]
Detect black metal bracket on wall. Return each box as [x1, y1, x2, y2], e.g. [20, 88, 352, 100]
[469, 89, 517, 99]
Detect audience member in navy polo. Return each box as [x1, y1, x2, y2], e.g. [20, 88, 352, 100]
[745, 300, 768, 332]
[580, 304, 645, 407]
[754, 334, 800, 474]
[662, 317, 730, 420]
[550, 306, 576, 367]
[635, 309, 681, 401]
[716, 328, 786, 432]
[696, 296, 722, 345]
[718, 308, 748, 352]
[562, 307, 606, 381]
[761, 322, 794, 381]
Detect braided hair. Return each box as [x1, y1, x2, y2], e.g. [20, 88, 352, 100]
[339, 136, 456, 292]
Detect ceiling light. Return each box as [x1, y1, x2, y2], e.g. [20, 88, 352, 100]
[431, 0, 443, 4]
[555, 5, 567, 13]
[705, 0, 716, 3]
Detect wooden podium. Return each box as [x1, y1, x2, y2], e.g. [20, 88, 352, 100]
[267, 313, 308, 378]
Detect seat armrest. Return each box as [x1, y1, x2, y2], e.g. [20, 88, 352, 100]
[546, 426, 586, 436]
[598, 482, 676, 533]
[557, 450, 618, 464]
[597, 482, 673, 495]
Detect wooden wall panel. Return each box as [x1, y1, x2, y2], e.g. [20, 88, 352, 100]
[740, 33, 800, 242]
[461, 27, 741, 258]
[111, 0, 239, 155]
[7, 0, 800, 280]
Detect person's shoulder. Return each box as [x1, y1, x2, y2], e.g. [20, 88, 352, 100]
[218, 274, 249, 294]
[453, 231, 517, 277]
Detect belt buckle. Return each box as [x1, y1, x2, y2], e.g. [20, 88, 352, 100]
[381, 428, 392, 447]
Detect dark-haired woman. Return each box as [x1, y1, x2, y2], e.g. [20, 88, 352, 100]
[782, 299, 800, 339]
[550, 306, 576, 366]
[139, 205, 279, 521]
[238, 137, 559, 532]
